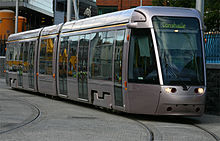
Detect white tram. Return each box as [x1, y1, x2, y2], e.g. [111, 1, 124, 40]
[5, 6, 206, 116]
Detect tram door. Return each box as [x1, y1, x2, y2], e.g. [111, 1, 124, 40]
[28, 41, 35, 89]
[114, 30, 125, 107]
[58, 38, 68, 95]
[78, 34, 89, 100]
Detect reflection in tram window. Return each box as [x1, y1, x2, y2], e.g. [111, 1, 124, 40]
[6, 44, 14, 71]
[78, 34, 89, 73]
[89, 31, 115, 80]
[114, 30, 125, 107]
[114, 30, 125, 84]
[18, 43, 24, 73]
[59, 37, 68, 94]
[39, 38, 54, 75]
[13, 45, 19, 72]
[59, 37, 68, 77]
[23, 42, 29, 73]
[68, 36, 78, 77]
[28, 41, 35, 88]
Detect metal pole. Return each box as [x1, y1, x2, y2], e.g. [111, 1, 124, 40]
[66, 0, 72, 22]
[15, 0, 18, 33]
[73, 0, 79, 20]
[196, 0, 204, 19]
[140, 0, 142, 6]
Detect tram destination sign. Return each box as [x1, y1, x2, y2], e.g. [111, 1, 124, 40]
[152, 16, 200, 30]
[160, 23, 186, 29]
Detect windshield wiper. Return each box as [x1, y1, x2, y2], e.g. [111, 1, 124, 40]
[165, 63, 189, 91]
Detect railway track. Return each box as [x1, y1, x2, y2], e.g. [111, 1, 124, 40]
[125, 115, 220, 141]
[131, 118, 154, 141]
[0, 94, 41, 134]
[191, 122, 220, 141]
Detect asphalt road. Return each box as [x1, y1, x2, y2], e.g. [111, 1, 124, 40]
[0, 78, 220, 141]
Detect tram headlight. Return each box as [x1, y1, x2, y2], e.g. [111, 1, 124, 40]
[194, 88, 204, 94]
[165, 88, 177, 93]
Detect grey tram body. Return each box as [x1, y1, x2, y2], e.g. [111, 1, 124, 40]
[5, 6, 206, 116]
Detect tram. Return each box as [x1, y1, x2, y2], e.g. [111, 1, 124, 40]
[5, 6, 206, 116]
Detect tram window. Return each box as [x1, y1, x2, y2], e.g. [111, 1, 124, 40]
[89, 33, 99, 78]
[19, 43, 23, 61]
[68, 36, 78, 77]
[18, 43, 24, 72]
[78, 34, 89, 73]
[89, 31, 115, 80]
[128, 29, 159, 84]
[12, 43, 19, 72]
[7, 45, 14, 72]
[114, 30, 125, 83]
[28, 41, 35, 74]
[5, 44, 10, 71]
[59, 37, 68, 79]
[29, 41, 35, 65]
[23, 42, 29, 73]
[9, 46, 13, 61]
[39, 38, 54, 75]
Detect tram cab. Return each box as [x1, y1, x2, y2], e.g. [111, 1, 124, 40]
[125, 7, 206, 115]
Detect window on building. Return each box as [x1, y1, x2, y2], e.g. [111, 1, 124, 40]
[56, 1, 66, 12]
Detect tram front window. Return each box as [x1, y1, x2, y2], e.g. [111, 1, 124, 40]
[152, 16, 204, 86]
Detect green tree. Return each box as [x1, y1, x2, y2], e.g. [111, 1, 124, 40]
[204, 0, 220, 31]
[152, 0, 220, 31]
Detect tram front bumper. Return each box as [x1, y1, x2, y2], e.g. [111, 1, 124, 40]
[155, 86, 206, 116]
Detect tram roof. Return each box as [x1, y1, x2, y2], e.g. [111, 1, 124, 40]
[8, 6, 201, 42]
[61, 6, 201, 33]
[8, 28, 42, 42]
[41, 24, 63, 36]
[61, 8, 134, 33]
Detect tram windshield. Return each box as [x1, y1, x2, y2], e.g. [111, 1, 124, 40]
[152, 16, 204, 86]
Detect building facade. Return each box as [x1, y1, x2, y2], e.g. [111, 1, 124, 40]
[96, 0, 152, 14]
[0, 0, 54, 30]
[0, 0, 54, 57]
[54, 0, 97, 24]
